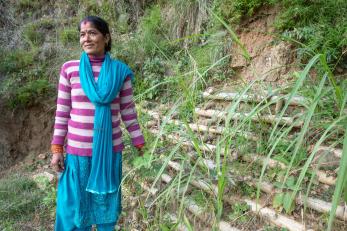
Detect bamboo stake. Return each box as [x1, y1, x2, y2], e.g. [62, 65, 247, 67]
[202, 90, 308, 107]
[241, 154, 337, 186]
[243, 199, 312, 231]
[150, 128, 336, 186]
[144, 109, 297, 146]
[310, 145, 343, 159]
[194, 108, 303, 127]
[161, 173, 239, 231]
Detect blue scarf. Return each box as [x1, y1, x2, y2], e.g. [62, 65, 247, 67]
[79, 52, 133, 194]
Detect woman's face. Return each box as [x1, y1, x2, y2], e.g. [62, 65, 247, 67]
[79, 21, 109, 56]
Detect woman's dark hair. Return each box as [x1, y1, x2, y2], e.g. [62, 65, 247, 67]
[78, 16, 112, 52]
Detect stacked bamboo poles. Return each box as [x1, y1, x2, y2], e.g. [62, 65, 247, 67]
[149, 118, 347, 220]
[144, 108, 340, 186]
[165, 158, 309, 231]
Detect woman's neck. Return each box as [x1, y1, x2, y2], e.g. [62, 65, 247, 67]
[88, 53, 105, 63]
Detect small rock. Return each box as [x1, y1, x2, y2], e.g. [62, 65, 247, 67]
[32, 171, 55, 189]
[38, 153, 47, 160]
[336, 67, 343, 73]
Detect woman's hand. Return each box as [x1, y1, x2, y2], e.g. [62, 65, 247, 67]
[137, 147, 144, 157]
[50, 153, 65, 172]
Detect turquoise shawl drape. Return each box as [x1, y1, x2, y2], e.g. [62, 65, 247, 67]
[79, 51, 133, 194]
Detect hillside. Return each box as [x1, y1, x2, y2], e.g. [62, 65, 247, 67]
[0, 0, 346, 230]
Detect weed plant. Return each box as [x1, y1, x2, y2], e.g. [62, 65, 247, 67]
[0, 173, 55, 230]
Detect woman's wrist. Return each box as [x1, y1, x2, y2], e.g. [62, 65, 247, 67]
[51, 144, 64, 154]
[135, 143, 144, 149]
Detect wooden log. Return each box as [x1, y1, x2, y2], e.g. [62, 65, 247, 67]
[194, 108, 303, 128]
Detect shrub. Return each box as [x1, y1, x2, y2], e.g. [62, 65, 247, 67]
[276, 0, 347, 66]
[0, 49, 36, 74]
[23, 23, 45, 46]
[9, 79, 54, 108]
[59, 27, 79, 45]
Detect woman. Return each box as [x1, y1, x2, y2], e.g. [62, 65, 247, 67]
[50, 16, 145, 231]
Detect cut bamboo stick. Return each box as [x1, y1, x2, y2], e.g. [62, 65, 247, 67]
[167, 161, 218, 195]
[144, 109, 258, 141]
[310, 145, 343, 159]
[218, 221, 241, 231]
[195, 108, 303, 127]
[243, 199, 311, 231]
[150, 128, 337, 186]
[241, 154, 337, 186]
[296, 196, 347, 221]
[202, 90, 308, 107]
[161, 172, 239, 230]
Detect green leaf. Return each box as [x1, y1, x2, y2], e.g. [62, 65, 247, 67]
[273, 193, 284, 209]
[285, 176, 296, 190]
[283, 192, 295, 214]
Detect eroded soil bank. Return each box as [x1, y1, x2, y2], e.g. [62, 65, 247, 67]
[0, 101, 55, 172]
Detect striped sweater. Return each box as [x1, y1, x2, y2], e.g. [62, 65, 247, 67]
[51, 55, 145, 156]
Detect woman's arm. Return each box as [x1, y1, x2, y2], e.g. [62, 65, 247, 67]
[119, 76, 145, 152]
[50, 64, 72, 171]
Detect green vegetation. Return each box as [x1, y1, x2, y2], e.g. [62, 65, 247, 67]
[0, 173, 55, 230]
[59, 27, 79, 45]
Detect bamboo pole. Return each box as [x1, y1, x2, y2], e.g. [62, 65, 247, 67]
[161, 172, 239, 231]
[149, 129, 347, 221]
[166, 160, 307, 231]
[310, 145, 343, 159]
[243, 199, 313, 231]
[241, 154, 337, 186]
[149, 128, 336, 186]
[202, 90, 308, 107]
[194, 108, 303, 127]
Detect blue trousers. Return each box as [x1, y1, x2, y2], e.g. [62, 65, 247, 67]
[55, 153, 122, 231]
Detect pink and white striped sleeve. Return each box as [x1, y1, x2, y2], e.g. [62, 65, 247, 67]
[120, 76, 145, 147]
[51, 64, 71, 145]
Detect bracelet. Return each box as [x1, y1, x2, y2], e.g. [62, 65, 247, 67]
[51, 144, 64, 154]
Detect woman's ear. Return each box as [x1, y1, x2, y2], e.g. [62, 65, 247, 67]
[105, 34, 110, 44]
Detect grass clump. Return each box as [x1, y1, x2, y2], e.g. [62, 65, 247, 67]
[0, 49, 36, 74]
[23, 23, 45, 46]
[212, 0, 274, 25]
[9, 79, 53, 108]
[60, 27, 79, 45]
[277, 0, 347, 66]
[0, 173, 55, 230]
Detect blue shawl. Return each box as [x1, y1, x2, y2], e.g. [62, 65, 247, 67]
[79, 52, 133, 194]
